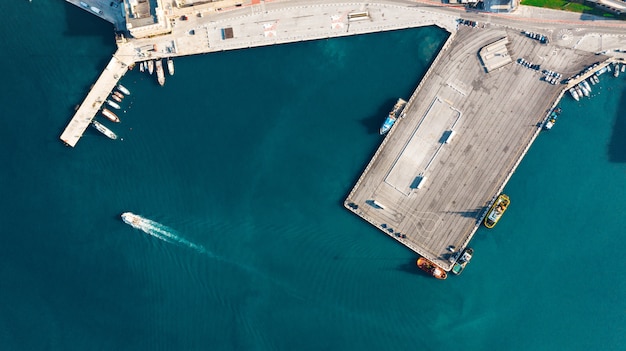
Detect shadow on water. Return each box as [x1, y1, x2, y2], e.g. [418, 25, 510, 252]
[63, 3, 115, 45]
[359, 98, 398, 135]
[608, 87, 626, 162]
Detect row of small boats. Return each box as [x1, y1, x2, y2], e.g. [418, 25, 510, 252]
[91, 84, 131, 140]
[570, 62, 625, 101]
[138, 58, 174, 86]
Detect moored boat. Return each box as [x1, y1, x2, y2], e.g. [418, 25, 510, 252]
[113, 91, 125, 100]
[156, 59, 165, 86]
[139, 62, 145, 72]
[117, 84, 130, 95]
[111, 94, 122, 103]
[101, 108, 120, 123]
[148, 60, 154, 75]
[575, 85, 583, 99]
[578, 83, 589, 97]
[91, 121, 117, 139]
[582, 80, 591, 93]
[569, 88, 579, 101]
[167, 58, 174, 76]
[614, 65, 620, 78]
[379, 98, 407, 135]
[451, 247, 474, 275]
[484, 194, 510, 228]
[106, 99, 121, 110]
[417, 257, 447, 279]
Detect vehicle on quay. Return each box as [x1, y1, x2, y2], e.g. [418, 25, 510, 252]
[451, 248, 474, 275]
[417, 257, 447, 279]
[106, 99, 121, 110]
[101, 108, 120, 123]
[91, 121, 117, 140]
[484, 194, 510, 229]
[379, 98, 407, 135]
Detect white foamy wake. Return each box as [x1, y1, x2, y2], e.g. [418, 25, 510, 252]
[130, 215, 214, 257]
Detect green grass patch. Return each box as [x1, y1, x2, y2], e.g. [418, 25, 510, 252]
[520, 0, 622, 18]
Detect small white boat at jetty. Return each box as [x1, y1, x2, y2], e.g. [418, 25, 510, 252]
[156, 59, 165, 86]
[117, 84, 130, 95]
[167, 58, 174, 76]
[92, 121, 117, 140]
[148, 60, 154, 75]
[106, 99, 121, 110]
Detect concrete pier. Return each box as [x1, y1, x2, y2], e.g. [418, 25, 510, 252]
[60, 44, 134, 147]
[344, 25, 604, 270]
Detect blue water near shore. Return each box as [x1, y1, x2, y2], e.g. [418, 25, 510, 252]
[1, 1, 625, 350]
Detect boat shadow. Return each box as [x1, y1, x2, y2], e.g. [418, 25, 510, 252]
[447, 207, 486, 225]
[359, 98, 398, 135]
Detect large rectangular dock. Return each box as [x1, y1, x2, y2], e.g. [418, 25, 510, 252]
[344, 25, 604, 270]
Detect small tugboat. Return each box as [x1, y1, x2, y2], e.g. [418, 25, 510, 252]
[451, 248, 474, 275]
[484, 194, 510, 228]
[156, 59, 166, 86]
[417, 257, 447, 280]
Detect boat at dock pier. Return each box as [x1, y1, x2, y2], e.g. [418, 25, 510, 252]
[106, 99, 121, 110]
[167, 58, 174, 76]
[117, 84, 131, 95]
[101, 108, 120, 123]
[417, 257, 447, 279]
[484, 194, 510, 229]
[379, 98, 407, 135]
[91, 121, 117, 140]
[156, 59, 165, 86]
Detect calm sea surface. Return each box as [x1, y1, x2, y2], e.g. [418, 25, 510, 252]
[1, 1, 624, 350]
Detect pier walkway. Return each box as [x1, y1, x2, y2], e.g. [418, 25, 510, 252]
[60, 44, 134, 147]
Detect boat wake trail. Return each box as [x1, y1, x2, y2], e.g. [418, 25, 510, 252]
[121, 212, 305, 300]
[122, 212, 214, 257]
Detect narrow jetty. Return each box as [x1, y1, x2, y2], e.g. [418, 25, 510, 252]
[60, 44, 134, 147]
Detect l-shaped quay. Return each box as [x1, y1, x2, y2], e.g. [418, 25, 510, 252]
[63, 0, 626, 270]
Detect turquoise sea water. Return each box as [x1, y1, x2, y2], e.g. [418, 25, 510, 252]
[1, 1, 625, 350]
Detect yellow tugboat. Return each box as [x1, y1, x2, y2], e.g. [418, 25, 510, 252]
[484, 194, 510, 228]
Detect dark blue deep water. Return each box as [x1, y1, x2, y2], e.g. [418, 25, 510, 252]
[0, 1, 624, 350]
